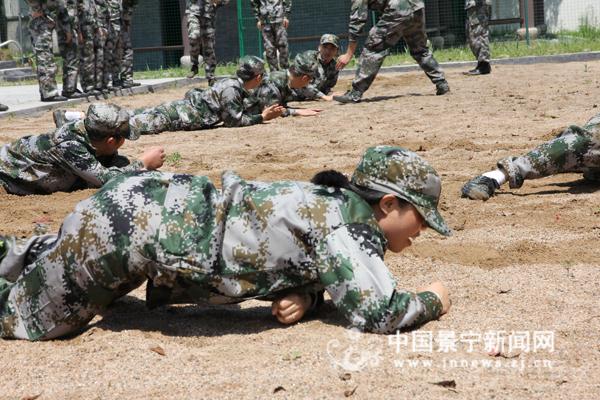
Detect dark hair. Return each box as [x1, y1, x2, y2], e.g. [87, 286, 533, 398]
[311, 169, 408, 207]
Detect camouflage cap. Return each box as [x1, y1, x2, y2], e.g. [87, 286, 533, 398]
[84, 103, 137, 140]
[236, 55, 265, 81]
[290, 50, 319, 78]
[320, 33, 340, 48]
[351, 146, 451, 236]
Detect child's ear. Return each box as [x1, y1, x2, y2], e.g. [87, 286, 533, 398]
[378, 194, 397, 215]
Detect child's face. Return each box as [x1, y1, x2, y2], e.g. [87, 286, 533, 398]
[289, 73, 312, 89]
[376, 196, 427, 253]
[318, 43, 338, 63]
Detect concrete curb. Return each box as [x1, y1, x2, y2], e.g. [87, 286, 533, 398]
[3, 51, 600, 119]
[0, 76, 208, 120]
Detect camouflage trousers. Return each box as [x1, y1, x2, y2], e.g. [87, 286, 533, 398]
[187, 14, 217, 81]
[129, 97, 217, 135]
[0, 181, 168, 340]
[79, 17, 97, 92]
[118, 19, 134, 83]
[466, 4, 491, 63]
[56, 24, 79, 94]
[28, 16, 59, 98]
[352, 9, 445, 94]
[95, 21, 120, 89]
[261, 23, 289, 71]
[94, 25, 109, 90]
[497, 113, 600, 188]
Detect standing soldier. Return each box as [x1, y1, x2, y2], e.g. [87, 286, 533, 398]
[78, 0, 99, 95]
[464, 0, 492, 75]
[185, 0, 229, 86]
[104, 0, 122, 89]
[94, 0, 110, 93]
[115, 0, 140, 88]
[334, 0, 450, 103]
[26, 0, 67, 101]
[57, 0, 82, 98]
[250, 0, 291, 71]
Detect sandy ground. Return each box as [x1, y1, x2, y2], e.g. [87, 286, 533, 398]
[1, 60, 600, 399]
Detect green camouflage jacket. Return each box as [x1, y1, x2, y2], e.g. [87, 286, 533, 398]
[0, 121, 144, 195]
[348, 0, 424, 42]
[184, 77, 264, 127]
[245, 70, 298, 117]
[250, 0, 291, 24]
[185, 0, 229, 17]
[293, 55, 339, 100]
[113, 170, 443, 333]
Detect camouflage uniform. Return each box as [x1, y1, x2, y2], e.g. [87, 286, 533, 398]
[245, 51, 319, 116]
[130, 77, 263, 135]
[251, 0, 291, 71]
[496, 112, 600, 188]
[94, 0, 109, 90]
[0, 146, 448, 340]
[293, 49, 339, 101]
[26, 0, 72, 99]
[104, 0, 122, 88]
[58, 0, 80, 95]
[0, 104, 143, 195]
[116, 0, 137, 85]
[465, 0, 492, 64]
[186, 0, 228, 84]
[78, 0, 98, 93]
[348, 0, 446, 96]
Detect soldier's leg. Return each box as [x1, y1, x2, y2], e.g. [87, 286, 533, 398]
[498, 127, 600, 188]
[103, 21, 120, 89]
[351, 14, 403, 95]
[401, 10, 446, 86]
[199, 16, 217, 84]
[56, 24, 80, 95]
[466, 4, 491, 64]
[275, 22, 289, 69]
[0, 209, 150, 340]
[95, 26, 109, 90]
[79, 23, 97, 92]
[120, 19, 135, 84]
[129, 99, 208, 135]
[261, 24, 279, 71]
[28, 16, 59, 99]
[187, 12, 201, 77]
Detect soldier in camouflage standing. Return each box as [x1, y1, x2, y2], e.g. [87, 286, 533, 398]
[56, 0, 83, 98]
[464, 0, 492, 75]
[250, 0, 291, 71]
[26, 0, 67, 101]
[115, 0, 140, 88]
[103, 0, 122, 89]
[185, 0, 229, 86]
[334, 0, 450, 103]
[0, 145, 451, 340]
[0, 103, 164, 195]
[78, 0, 99, 94]
[462, 112, 600, 200]
[292, 34, 341, 102]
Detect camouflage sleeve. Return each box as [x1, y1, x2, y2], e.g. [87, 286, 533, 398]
[220, 86, 263, 127]
[293, 85, 323, 101]
[284, 0, 291, 18]
[316, 223, 443, 334]
[53, 140, 145, 187]
[348, 0, 369, 42]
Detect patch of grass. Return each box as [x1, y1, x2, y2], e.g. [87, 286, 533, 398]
[165, 151, 182, 166]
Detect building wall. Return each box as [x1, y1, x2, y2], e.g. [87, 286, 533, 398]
[545, 0, 600, 32]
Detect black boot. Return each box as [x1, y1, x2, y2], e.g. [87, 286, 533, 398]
[464, 61, 491, 76]
[187, 64, 199, 79]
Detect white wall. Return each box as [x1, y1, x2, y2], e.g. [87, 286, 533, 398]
[545, 0, 600, 32]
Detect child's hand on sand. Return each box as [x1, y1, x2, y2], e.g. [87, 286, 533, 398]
[271, 293, 312, 324]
